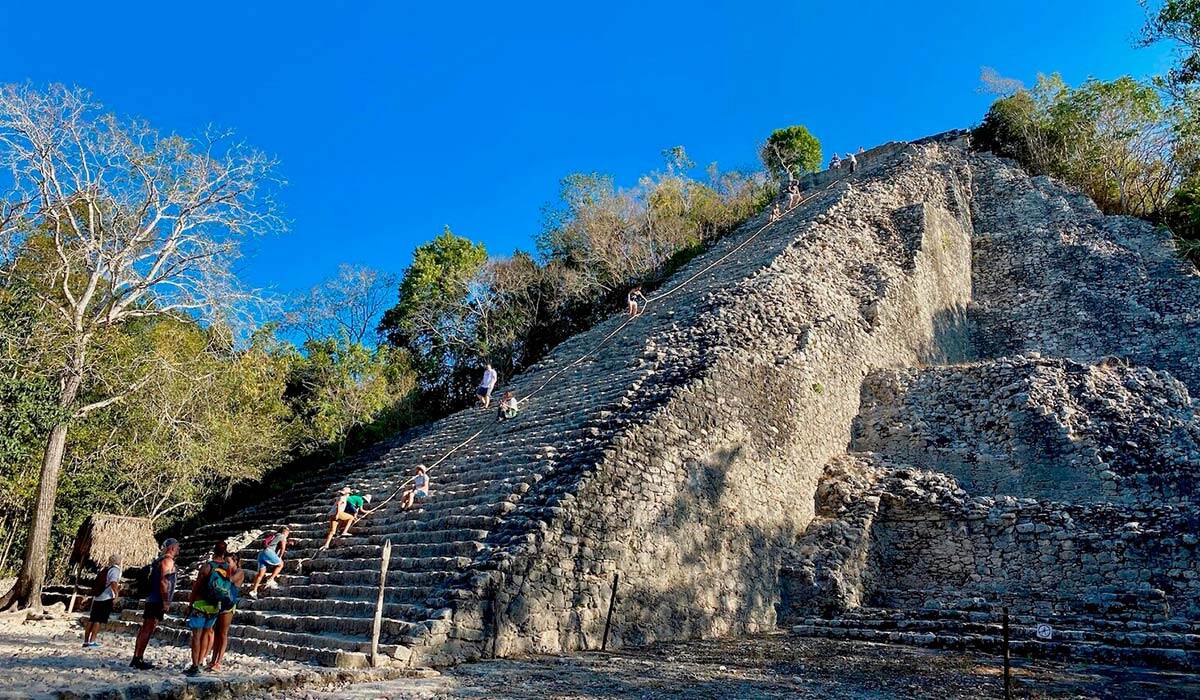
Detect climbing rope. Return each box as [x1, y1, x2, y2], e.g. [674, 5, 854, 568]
[346, 176, 844, 529]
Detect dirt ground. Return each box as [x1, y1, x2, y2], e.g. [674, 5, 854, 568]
[271, 634, 1200, 699]
[3, 610, 1197, 699]
[0, 606, 337, 699]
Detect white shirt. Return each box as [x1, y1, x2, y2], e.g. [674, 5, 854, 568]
[482, 368, 497, 388]
[95, 565, 120, 601]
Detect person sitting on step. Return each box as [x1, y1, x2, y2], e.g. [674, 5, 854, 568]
[627, 285, 647, 317]
[769, 201, 782, 223]
[400, 466, 431, 510]
[497, 391, 519, 421]
[247, 526, 289, 598]
[830, 153, 841, 169]
[320, 488, 372, 549]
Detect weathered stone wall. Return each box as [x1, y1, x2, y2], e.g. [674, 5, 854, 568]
[432, 142, 979, 659]
[969, 153, 1200, 395]
[873, 491, 1200, 621]
[780, 148, 1200, 637]
[851, 357, 1200, 505]
[783, 454, 1200, 623]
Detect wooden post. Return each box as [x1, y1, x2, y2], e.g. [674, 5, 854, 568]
[1002, 606, 1012, 700]
[370, 540, 392, 668]
[66, 565, 81, 614]
[601, 572, 620, 651]
[490, 584, 501, 659]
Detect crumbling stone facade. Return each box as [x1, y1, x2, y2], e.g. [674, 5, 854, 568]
[782, 149, 1200, 671]
[851, 357, 1200, 506]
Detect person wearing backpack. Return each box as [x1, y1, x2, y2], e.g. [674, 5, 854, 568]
[131, 538, 179, 670]
[247, 526, 289, 599]
[82, 554, 123, 648]
[184, 541, 236, 676]
[206, 550, 244, 672]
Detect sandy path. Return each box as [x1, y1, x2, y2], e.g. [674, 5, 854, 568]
[0, 607, 320, 699]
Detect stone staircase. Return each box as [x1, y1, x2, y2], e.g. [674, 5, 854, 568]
[99, 139, 923, 667]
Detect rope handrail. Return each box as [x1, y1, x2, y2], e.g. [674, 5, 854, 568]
[346, 176, 844, 529]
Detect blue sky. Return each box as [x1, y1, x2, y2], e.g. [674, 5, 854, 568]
[0, 1, 1175, 300]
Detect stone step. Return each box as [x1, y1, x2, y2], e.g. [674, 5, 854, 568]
[196, 514, 501, 547]
[247, 480, 524, 518]
[309, 567, 458, 588]
[188, 459, 539, 527]
[869, 587, 1175, 622]
[107, 610, 377, 665]
[833, 606, 1200, 635]
[282, 583, 438, 605]
[208, 491, 509, 533]
[101, 617, 393, 668]
[232, 609, 421, 638]
[231, 547, 471, 574]
[239, 595, 436, 621]
[793, 615, 1200, 650]
[790, 622, 1200, 672]
[287, 547, 483, 572]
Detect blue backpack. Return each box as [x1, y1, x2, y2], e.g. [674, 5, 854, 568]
[205, 562, 237, 612]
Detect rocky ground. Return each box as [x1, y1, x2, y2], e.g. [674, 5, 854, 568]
[2, 613, 1196, 698]
[0, 607, 403, 699]
[259, 634, 1200, 699]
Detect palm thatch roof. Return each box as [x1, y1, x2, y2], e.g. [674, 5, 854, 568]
[68, 514, 159, 570]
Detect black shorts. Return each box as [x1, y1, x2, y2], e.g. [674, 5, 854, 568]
[143, 601, 167, 621]
[89, 598, 114, 624]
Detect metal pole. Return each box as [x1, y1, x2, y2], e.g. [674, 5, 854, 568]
[601, 572, 620, 651]
[1002, 606, 1012, 700]
[370, 540, 392, 668]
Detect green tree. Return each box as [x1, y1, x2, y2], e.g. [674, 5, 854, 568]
[1164, 176, 1200, 263]
[0, 85, 280, 609]
[378, 227, 488, 403]
[285, 338, 416, 456]
[1141, 0, 1200, 97]
[974, 73, 1072, 175]
[974, 74, 1187, 218]
[0, 286, 60, 572]
[760, 125, 823, 180]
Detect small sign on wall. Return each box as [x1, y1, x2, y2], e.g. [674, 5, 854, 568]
[1035, 623, 1053, 640]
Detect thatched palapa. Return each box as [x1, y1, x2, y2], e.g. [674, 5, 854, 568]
[69, 513, 159, 571]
